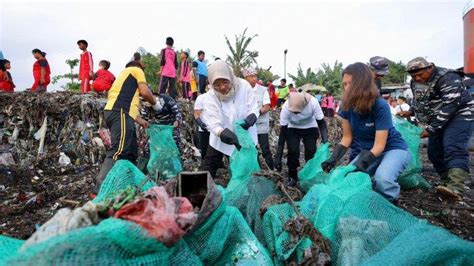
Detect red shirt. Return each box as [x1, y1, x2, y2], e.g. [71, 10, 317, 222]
[0, 71, 14, 92]
[79, 51, 93, 79]
[33, 58, 51, 86]
[92, 69, 115, 92]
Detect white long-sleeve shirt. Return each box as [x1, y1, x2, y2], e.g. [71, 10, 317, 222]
[280, 97, 324, 129]
[206, 78, 259, 155]
[194, 92, 210, 132]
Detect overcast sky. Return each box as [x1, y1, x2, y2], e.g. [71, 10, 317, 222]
[0, 0, 469, 90]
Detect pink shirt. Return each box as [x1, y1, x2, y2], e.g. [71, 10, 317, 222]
[161, 48, 177, 78]
[180, 60, 190, 82]
[327, 96, 335, 109]
[320, 96, 328, 108]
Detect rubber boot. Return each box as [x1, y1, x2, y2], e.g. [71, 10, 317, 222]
[95, 158, 115, 193]
[436, 168, 467, 201]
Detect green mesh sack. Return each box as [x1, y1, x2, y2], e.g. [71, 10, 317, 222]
[147, 124, 182, 180]
[297, 143, 331, 192]
[0, 235, 24, 263]
[4, 218, 201, 265]
[224, 121, 281, 244]
[93, 160, 156, 203]
[262, 166, 372, 264]
[184, 189, 273, 265]
[331, 191, 474, 265]
[392, 117, 431, 190]
[226, 121, 261, 193]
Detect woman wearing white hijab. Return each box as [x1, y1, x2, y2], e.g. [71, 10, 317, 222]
[201, 60, 259, 177]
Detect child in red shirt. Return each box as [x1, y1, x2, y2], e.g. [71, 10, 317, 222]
[0, 59, 15, 92]
[77, 40, 93, 94]
[92, 60, 115, 94]
[31, 49, 51, 92]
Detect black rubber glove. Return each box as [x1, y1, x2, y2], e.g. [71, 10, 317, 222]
[195, 117, 207, 130]
[220, 128, 241, 150]
[321, 144, 348, 173]
[316, 119, 328, 143]
[241, 113, 257, 130]
[353, 150, 376, 173]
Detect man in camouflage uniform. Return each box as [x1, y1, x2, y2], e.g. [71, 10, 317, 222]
[369, 56, 390, 92]
[406, 57, 473, 200]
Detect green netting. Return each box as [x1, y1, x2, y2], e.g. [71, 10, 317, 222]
[297, 143, 331, 192]
[0, 235, 24, 263]
[224, 121, 281, 244]
[392, 117, 431, 190]
[263, 163, 474, 265]
[4, 218, 200, 266]
[93, 160, 155, 203]
[332, 191, 474, 266]
[147, 124, 182, 180]
[184, 189, 273, 265]
[226, 121, 260, 193]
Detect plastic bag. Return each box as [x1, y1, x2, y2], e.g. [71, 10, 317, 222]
[114, 187, 197, 247]
[146, 124, 183, 180]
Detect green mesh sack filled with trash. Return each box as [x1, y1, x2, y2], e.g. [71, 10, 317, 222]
[3, 218, 201, 265]
[264, 162, 474, 265]
[93, 160, 155, 203]
[184, 189, 273, 265]
[297, 143, 331, 192]
[392, 117, 431, 190]
[0, 235, 24, 262]
[331, 191, 474, 265]
[223, 121, 281, 243]
[226, 121, 261, 192]
[147, 124, 182, 180]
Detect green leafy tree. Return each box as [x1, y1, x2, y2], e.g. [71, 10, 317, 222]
[288, 64, 318, 87]
[257, 67, 280, 84]
[315, 61, 344, 95]
[52, 59, 80, 91]
[225, 28, 259, 77]
[137, 47, 161, 93]
[383, 61, 407, 84]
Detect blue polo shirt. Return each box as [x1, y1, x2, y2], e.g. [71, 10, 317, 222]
[339, 98, 407, 155]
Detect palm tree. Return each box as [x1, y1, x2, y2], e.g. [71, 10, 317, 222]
[225, 28, 259, 77]
[288, 64, 318, 87]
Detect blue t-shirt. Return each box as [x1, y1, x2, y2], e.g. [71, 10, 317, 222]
[339, 98, 407, 155]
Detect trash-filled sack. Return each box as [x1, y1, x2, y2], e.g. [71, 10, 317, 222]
[392, 117, 431, 190]
[263, 163, 474, 265]
[93, 160, 155, 203]
[297, 143, 331, 192]
[183, 184, 273, 265]
[224, 121, 281, 243]
[147, 124, 183, 180]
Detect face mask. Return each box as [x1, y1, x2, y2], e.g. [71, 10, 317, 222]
[215, 87, 235, 102]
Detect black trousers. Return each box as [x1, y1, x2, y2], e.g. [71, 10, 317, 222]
[198, 74, 207, 94]
[258, 133, 274, 169]
[286, 127, 319, 178]
[201, 145, 224, 178]
[104, 110, 138, 163]
[159, 76, 177, 99]
[199, 131, 210, 165]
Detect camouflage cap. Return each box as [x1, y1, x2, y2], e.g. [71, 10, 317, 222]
[369, 56, 390, 76]
[406, 57, 433, 73]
